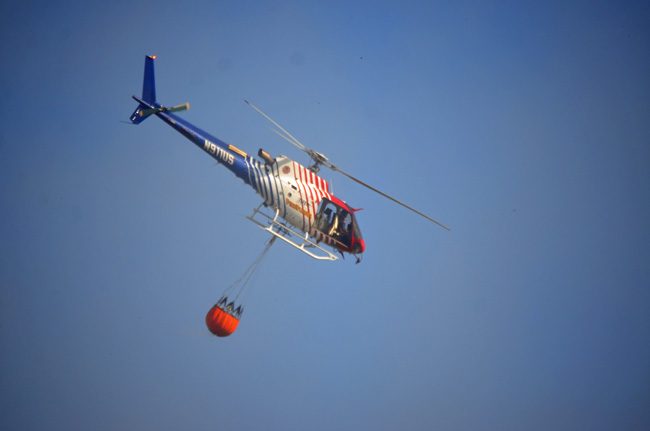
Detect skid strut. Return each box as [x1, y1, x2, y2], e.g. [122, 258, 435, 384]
[246, 204, 338, 261]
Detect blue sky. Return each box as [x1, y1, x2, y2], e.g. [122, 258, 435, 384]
[1, 1, 649, 430]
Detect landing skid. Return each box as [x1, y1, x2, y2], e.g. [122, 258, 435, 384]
[246, 204, 338, 261]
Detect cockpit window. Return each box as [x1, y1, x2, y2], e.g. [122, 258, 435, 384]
[315, 199, 357, 247]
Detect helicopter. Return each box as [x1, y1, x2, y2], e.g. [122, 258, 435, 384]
[129, 55, 448, 264]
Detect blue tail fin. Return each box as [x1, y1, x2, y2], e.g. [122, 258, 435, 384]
[142, 55, 156, 103]
[129, 55, 158, 124]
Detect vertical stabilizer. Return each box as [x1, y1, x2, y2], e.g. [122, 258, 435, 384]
[129, 55, 158, 124]
[142, 55, 156, 104]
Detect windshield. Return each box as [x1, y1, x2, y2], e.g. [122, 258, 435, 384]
[315, 198, 357, 247]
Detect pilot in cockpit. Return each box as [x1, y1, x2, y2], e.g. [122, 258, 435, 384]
[328, 208, 341, 237]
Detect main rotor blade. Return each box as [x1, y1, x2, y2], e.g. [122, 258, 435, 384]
[271, 128, 301, 149]
[245, 99, 449, 230]
[245, 100, 308, 152]
[329, 164, 450, 231]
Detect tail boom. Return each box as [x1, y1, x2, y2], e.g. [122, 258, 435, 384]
[129, 55, 280, 206]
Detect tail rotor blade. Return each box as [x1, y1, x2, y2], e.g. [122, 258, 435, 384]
[167, 102, 190, 113]
[139, 102, 190, 117]
[139, 108, 158, 117]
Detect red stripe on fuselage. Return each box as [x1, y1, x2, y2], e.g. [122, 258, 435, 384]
[300, 165, 316, 229]
[291, 161, 307, 231]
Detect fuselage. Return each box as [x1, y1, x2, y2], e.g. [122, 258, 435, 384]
[150, 108, 365, 256]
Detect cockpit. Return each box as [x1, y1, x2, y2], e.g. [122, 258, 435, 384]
[315, 198, 363, 252]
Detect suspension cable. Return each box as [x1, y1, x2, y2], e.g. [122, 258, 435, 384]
[220, 236, 276, 303]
